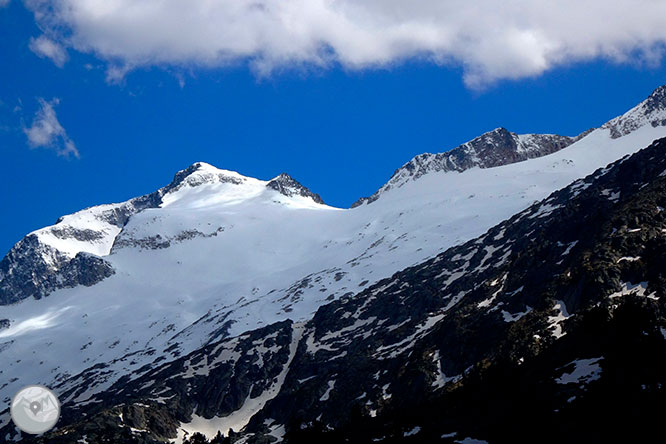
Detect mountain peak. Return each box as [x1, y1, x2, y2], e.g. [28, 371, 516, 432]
[602, 85, 666, 138]
[266, 173, 325, 204]
[161, 162, 249, 195]
[485, 126, 511, 137]
[352, 128, 577, 207]
[643, 84, 666, 114]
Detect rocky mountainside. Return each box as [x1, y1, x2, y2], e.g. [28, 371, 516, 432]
[17, 133, 666, 444]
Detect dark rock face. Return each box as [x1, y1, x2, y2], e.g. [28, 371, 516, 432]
[0, 234, 70, 304]
[0, 237, 116, 305]
[16, 138, 666, 443]
[0, 319, 9, 329]
[267, 173, 325, 204]
[352, 128, 581, 207]
[403, 128, 575, 175]
[61, 252, 116, 287]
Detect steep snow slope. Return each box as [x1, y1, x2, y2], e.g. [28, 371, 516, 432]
[0, 89, 665, 416]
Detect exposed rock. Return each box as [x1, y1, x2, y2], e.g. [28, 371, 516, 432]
[60, 252, 116, 288]
[0, 238, 115, 305]
[267, 173, 324, 204]
[0, 234, 71, 304]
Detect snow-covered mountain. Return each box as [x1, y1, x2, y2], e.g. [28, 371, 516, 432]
[30, 133, 666, 444]
[1, 86, 666, 442]
[0, 165, 322, 305]
[351, 128, 585, 207]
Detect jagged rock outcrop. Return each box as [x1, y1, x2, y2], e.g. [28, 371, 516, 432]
[266, 173, 324, 204]
[0, 239, 117, 305]
[0, 190, 163, 305]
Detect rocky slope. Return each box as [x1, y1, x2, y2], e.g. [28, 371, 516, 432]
[16, 135, 666, 444]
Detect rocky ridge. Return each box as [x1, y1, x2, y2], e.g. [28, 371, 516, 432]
[603, 85, 666, 138]
[352, 128, 581, 207]
[353, 86, 666, 208]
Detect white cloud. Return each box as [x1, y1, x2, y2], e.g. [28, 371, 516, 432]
[0, 0, 10, 8]
[24, 98, 80, 158]
[25, 0, 666, 87]
[29, 35, 69, 67]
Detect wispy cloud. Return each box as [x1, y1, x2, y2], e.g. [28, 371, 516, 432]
[24, 98, 80, 158]
[24, 0, 666, 88]
[29, 35, 69, 67]
[0, 0, 10, 8]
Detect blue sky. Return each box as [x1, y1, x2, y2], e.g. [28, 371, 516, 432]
[2, 1, 666, 256]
